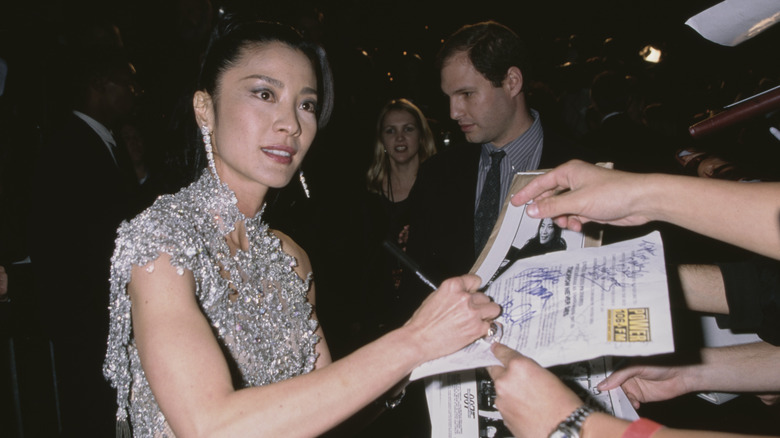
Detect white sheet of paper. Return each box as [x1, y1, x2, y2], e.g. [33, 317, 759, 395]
[427, 358, 638, 438]
[424, 172, 647, 436]
[411, 232, 674, 381]
[685, 0, 780, 47]
[426, 372, 480, 438]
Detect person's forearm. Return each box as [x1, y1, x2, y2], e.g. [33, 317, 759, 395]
[582, 413, 776, 438]
[0, 265, 8, 301]
[211, 326, 427, 437]
[687, 342, 780, 393]
[656, 430, 777, 438]
[647, 175, 780, 261]
[676, 264, 728, 313]
[581, 412, 631, 438]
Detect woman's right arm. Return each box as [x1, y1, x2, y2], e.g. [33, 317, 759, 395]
[130, 253, 499, 438]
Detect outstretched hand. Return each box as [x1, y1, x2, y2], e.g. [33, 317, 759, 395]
[597, 362, 691, 409]
[405, 275, 501, 364]
[487, 343, 582, 438]
[510, 160, 654, 232]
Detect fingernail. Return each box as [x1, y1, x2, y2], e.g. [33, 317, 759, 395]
[526, 203, 539, 217]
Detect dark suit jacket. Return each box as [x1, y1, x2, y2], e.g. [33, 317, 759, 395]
[403, 120, 591, 302]
[29, 113, 140, 341]
[27, 113, 143, 434]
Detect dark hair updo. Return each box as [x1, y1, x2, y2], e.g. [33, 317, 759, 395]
[197, 17, 334, 128]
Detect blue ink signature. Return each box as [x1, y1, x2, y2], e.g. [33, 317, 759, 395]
[502, 266, 564, 324]
[581, 240, 656, 292]
[498, 240, 658, 324]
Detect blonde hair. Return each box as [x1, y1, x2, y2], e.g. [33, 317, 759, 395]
[366, 98, 437, 197]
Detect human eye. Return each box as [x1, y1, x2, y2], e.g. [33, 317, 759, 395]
[300, 99, 317, 113]
[253, 88, 275, 102]
[383, 127, 395, 135]
[404, 125, 417, 133]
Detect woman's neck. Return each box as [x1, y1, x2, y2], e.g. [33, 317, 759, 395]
[226, 192, 262, 254]
[221, 178, 267, 219]
[212, 160, 267, 219]
[226, 221, 250, 253]
[236, 196, 265, 218]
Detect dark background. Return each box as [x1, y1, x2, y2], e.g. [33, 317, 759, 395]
[2, 0, 779, 178]
[2, 0, 779, 195]
[2, 1, 780, 436]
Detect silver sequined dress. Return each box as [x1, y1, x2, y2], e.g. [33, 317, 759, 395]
[104, 169, 320, 437]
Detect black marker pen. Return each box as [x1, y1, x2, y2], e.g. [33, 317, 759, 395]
[383, 240, 502, 343]
[382, 240, 438, 290]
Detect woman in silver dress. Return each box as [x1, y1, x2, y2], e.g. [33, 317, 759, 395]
[103, 18, 500, 437]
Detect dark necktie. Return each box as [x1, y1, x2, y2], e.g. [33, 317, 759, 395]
[474, 150, 505, 255]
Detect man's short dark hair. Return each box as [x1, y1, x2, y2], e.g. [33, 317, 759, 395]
[437, 21, 529, 88]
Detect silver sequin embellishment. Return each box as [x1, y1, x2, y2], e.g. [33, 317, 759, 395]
[104, 169, 319, 437]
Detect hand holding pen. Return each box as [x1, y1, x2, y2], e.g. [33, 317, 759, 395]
[383, 240, 503, 343]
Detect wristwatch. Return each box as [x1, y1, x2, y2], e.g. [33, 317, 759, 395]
[548, 405, 594, 438]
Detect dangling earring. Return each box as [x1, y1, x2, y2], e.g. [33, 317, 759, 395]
[299, 170, 310, 199]
[201, 125, 218, 177]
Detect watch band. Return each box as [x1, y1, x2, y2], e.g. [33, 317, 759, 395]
[548, 405, 594, 438]
[622, 418, 664, 438]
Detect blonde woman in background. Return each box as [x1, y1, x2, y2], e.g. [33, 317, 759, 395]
[366, 98, 437, 202]
[363, 98, 437, 331]
[358, 98, 440, 438]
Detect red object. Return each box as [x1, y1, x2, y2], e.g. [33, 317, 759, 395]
[689, 85, 780, 138]
[621, 418, 664, 438]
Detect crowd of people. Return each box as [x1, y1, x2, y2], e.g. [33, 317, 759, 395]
[1, 1, 779, 437]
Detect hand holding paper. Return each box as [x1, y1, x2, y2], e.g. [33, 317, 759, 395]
[410, 232, 674, 381]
